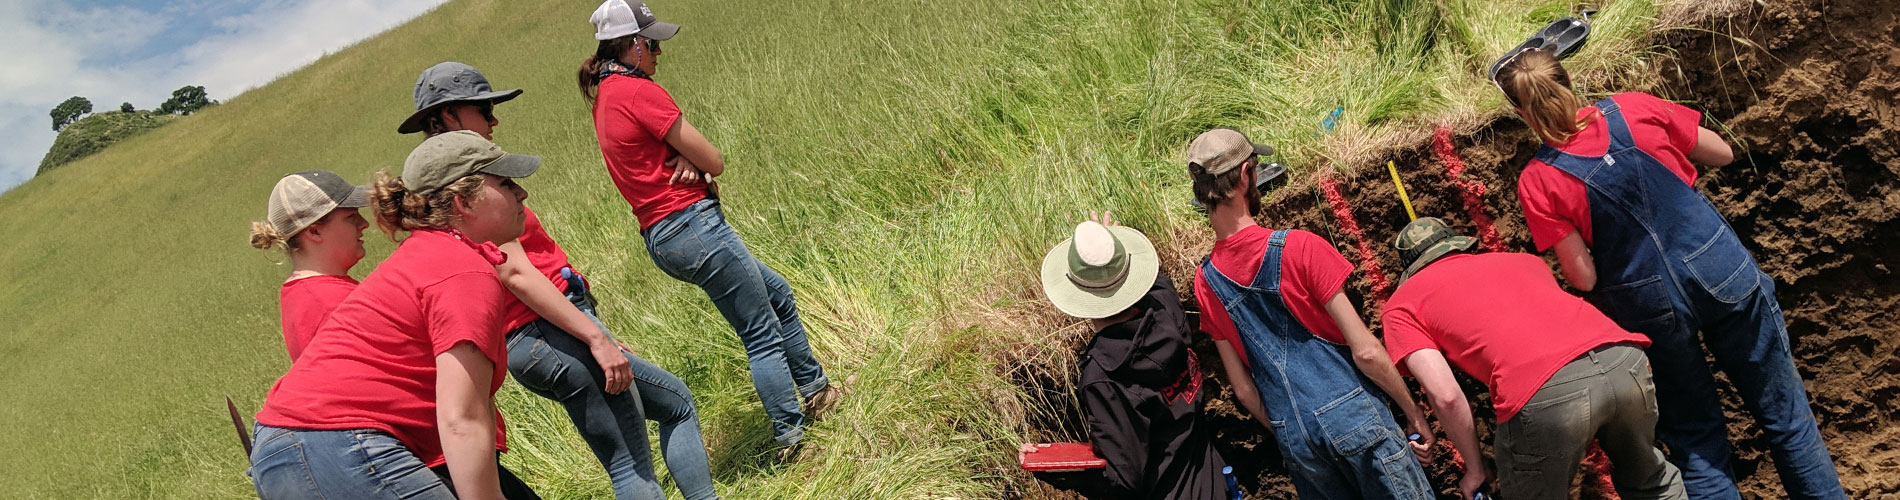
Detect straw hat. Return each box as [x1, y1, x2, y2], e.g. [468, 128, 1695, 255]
[1040, 222, 1160, 319]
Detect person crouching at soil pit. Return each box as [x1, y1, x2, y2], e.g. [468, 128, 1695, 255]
[1184, 128, 1435, 499]
[1024, 211, 1231, 499]
[1380, 216, 1687, 500]
[248, 170, 370, 362]
[404, 59, 716, 500]
[1498, 48, 1846, 500]
[576, 0, 847, 458]
[247, 131, 537, 500]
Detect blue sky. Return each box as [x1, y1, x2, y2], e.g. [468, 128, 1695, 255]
[0, 0, 449, 193]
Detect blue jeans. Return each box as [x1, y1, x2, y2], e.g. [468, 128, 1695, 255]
[507, 285, 717, 500]
[643, 199, 828, 445]
[249, 424, 454, 500]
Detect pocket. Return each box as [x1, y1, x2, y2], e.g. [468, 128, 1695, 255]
[1370, 432, 1428, 500]
[646, 220, 707, 283]
[1681, 226, 1760, 303]
[1630, 354, 1659, 415]
[1315, 388, 1387, 456]
[249, 441, 316, 500]
[1591, 275, 1678, 336]
[507, 334, 556, 392]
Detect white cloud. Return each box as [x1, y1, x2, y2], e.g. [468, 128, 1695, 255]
[0, 0, 446, 193]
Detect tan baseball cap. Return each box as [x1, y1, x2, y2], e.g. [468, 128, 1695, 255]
[1186, 128, 1274, 176]
[265, 170, 368, 238]
[401, 130, 539, 193]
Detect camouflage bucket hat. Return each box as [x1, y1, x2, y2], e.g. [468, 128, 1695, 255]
[1395, 217, 1477, 284]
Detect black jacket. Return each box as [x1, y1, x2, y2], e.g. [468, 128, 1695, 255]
[1037, 274, 1229, 499]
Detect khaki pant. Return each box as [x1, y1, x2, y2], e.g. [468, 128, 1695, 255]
[1496, 344, 1687, 500]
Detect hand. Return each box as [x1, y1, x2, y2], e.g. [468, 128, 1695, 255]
[1459, 463, 1493, 499]
[1020, 443, 1040, 455]
[1403, 411, 1436, 463]
[588, 339, 634, 394]
[1084, 210, 1116, 227]
[616, 340, 638, 357]
[666, 155, 710, 184]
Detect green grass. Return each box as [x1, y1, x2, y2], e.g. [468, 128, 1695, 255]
[36, 110, 182, 176]
[0, 0, 1662, 497]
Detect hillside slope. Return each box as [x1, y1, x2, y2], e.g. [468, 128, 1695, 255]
[36, 110, 181, 175]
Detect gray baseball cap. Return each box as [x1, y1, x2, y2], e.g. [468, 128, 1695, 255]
[397, 62, 523, 134]
[592, 0, 679, 41]
[402, 131, 540, 193]
[1187, 128, 1274, 176]
[265, 170, 368, 239]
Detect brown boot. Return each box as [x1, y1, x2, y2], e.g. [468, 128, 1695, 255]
[803, 374, 855, 422]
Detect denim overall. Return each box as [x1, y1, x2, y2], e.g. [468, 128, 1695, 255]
[1201, 230, 1430, 500]
[1534, 97, 1844, 500]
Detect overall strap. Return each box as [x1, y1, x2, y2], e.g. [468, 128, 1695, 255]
[1252, 230, 1290, 293]
[1595, 97, 1638, 152]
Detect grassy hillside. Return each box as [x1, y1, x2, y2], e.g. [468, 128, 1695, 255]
[0, 0, 1666, 497]
[36, 110, 182, 175]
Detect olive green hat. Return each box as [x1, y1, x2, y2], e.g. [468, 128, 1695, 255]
[401, 130, 539, 193]
[1040, 221, 1161, 319]
[1395, 217, 1477, 284]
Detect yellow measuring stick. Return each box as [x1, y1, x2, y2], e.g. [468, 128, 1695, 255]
[1387, 160, 1417, 221]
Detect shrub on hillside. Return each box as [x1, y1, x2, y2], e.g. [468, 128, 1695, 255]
[50, 96, 92, 132]
[35, 111, 181, 176]
[157, 85, 217, 115]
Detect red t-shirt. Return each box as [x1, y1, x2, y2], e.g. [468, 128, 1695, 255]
[255, 230, 514, 467]
[500, 207, 574, 331]
[1517, 92, 1704, 251]
[1381, 252, 1649, 422]
[278, 275, 358, 361]
[594, 74, 708, 230]
[1192, 226, 1355, 365]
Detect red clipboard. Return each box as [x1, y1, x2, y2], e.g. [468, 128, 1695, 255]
[1020, 442, 1107, 472]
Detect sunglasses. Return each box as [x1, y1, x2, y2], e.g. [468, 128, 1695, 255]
[644, 38, 661, 52]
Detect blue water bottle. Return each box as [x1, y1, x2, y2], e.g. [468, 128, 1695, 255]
[1223, 466, 1243, 500]
[1472, 483, 1492, 500]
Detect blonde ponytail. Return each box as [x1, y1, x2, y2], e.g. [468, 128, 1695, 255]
[1499, 49, 1588, 144]
[249, 221, 288, 250]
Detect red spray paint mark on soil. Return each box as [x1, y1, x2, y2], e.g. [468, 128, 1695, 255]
[1433, 126, 1506, 252]
[1320, 176, 1392, 302]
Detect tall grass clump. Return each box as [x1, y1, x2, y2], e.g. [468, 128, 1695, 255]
[0, 0, 1668, 497]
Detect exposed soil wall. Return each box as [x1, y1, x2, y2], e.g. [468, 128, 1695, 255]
[1019, 0, 1897, 498]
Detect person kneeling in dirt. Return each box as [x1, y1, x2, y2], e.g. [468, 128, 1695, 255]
[1381, 217, 1687, 500]
[1028, 212, 1230, 499]
[1499, 49, 1845, 500]
[1185, 128, 1434, 499]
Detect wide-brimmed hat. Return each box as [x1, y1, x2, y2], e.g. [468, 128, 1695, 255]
[397, 62, 523, 134]
[265, 170, 368, 238]
[1395, 217, 1477, 284]
[592, 0, 680, 41]
[402, 131, 540, 193]
[1040, 222, 1161, 319]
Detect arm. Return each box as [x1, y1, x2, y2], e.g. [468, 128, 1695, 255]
[1214, 340, 1274, 429]
[436, 343, 501, 500]
[664, 117, 724, 179]
[494, 240, 632, 394]
[1403, 349, 1490, 498]
[1033, 383, 1145, 498]
[1688, 126, 1734, 167]
[1552, 232, 1597, 292]
[1326, 291, 1432, 457]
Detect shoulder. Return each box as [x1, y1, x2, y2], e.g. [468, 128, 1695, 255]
[391, 232, 499, 282]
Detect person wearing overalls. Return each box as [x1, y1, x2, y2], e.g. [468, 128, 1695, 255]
[1499, 48, 1846, 500]
[1185, 128, 1434, 499]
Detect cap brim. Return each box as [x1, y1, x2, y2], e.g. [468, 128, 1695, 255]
[395, 89, 525, 134]
[1399, 236, 1477, 284]
[642, 22, 680, 41]
[1253, 143, 1275, 157]
[479, 153, 541, 178]
[337, 185, 370, 208]
[1039, 226, 1161, 319]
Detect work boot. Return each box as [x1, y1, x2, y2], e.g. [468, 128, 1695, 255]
[803, 374, 855, 422]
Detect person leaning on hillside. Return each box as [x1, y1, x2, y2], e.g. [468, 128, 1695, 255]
[1498, 48, 1846, 500]
[576, 0, 845, 455]
[1184, 128, 1434, 499]
[248, 170, 369, 361]
[1380, 217, 1687, 500]
[247, 131, 538, 500]
[1026, 212, 1230, 499]
[401, 60, 716, 500]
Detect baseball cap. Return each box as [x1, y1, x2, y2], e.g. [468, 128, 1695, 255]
[265, 170, 368, 239]
[397, 62, 523, 134]
[592, 0, 680, 41]
[402, 130, 540, 193]
[1187, 128, 1274, 176]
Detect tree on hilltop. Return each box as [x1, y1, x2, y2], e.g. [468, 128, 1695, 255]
[51, 96, 92, 131]
[121, 102, 135, 113]
[157, 85, 217, 115]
